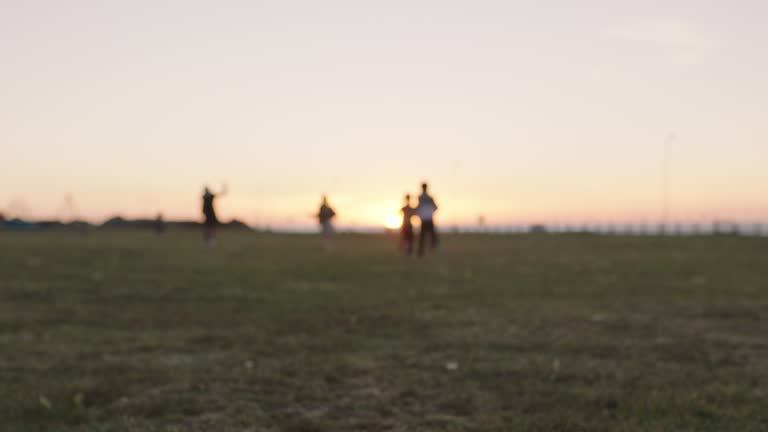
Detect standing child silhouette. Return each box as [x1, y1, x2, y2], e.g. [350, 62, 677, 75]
[318, 195, 336, 251]
[400, 194, 416, 255]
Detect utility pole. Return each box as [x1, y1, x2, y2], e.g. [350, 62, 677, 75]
[661, 133, 676, 234]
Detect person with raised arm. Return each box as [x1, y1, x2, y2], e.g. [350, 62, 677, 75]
[202, 184, 227, 249]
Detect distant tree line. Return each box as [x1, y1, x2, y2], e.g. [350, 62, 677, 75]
[0, 215, 251, 231]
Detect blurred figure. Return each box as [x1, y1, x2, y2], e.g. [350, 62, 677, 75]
[416, 182, 439, 256]
[400, 194, 416, 255]
[318, 196, 336, 250]
[154, 212, 166, 235]
[202, 185, 226, 249]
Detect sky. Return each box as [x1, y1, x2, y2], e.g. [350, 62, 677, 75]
[2, 0, 767, 229]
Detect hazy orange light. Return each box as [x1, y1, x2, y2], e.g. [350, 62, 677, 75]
[385, 214, 401, 229]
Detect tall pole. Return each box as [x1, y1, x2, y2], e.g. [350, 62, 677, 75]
[662, 133, 676, 234]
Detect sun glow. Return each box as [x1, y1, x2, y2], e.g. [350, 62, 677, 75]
[385, 214, 401, 230]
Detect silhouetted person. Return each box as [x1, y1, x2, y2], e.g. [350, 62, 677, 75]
[400, 194, 416, 255]
[202, 185, 226, 248]
[155, 212, 166, 235]
[318, 196, 336, 250]
[416, 182, 439, 256]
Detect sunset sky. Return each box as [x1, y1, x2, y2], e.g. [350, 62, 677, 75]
[2, 0, 767, 228]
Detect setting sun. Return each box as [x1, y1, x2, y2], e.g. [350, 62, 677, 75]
[385, 214, 401, 230]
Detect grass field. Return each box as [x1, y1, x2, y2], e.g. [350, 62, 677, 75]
[2, 231, 768, 431]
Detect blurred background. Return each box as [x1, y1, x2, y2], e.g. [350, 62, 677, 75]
[1, 0, 766, 231]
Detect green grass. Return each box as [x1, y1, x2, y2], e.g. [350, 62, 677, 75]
[1, 231, 768, 431]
